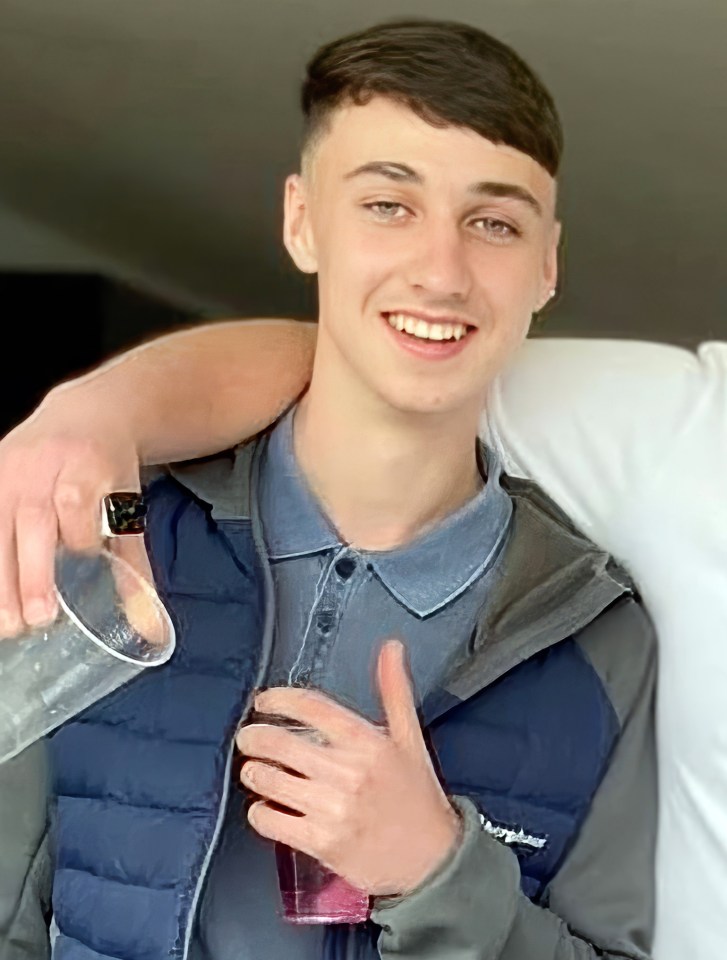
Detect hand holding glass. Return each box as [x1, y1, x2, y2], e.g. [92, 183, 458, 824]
[0, 545, 175, 765]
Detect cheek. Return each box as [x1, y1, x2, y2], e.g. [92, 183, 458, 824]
[479, 249, 544, 313]
[319, 225, 396, 295]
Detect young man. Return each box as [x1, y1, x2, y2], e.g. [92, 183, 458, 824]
[0, 19, 655, 960]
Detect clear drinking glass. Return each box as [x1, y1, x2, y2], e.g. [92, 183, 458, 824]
[0, 545, 175, 765]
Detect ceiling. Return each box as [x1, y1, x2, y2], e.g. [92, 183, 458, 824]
[0, 0, 724, 344]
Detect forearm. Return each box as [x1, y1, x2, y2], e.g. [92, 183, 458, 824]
[39, 318, 317, 464]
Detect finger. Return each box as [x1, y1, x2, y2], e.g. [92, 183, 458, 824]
[15, 502, 60, 628]
[54, 471, 111, 556]
[239, 759, 316, 814]
[236, 723, 337, 781]
[247, 799, 318, 857]
[253, 686, 374, 747]
[104, 538, 168, 647]
[108, 537, 155, 588]
[55, 445, 141, 556]
[0, 518, 25, 637]
[376, 639, 421, 746]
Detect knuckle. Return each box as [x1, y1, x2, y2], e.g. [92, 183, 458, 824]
[53, 482, 87, 511]
[342, 766, 366, 796]
[240, 758, 254, 777]
[327, 791, 350, 825]
[242, 760, 264, 784]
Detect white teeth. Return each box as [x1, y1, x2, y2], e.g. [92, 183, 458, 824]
[414, 319, 429, 338]
[386, 313, 469, 342]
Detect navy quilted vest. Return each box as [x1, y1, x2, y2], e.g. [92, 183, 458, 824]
[47, 472, 619, 960]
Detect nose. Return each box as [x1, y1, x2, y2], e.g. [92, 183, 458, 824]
[404, 221, 473, 301]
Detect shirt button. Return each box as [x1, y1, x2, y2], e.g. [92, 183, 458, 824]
[316, 610, 334, 635]
[334, 557, 356, 581]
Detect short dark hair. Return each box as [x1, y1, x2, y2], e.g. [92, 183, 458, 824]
[301, 18, 563, 177]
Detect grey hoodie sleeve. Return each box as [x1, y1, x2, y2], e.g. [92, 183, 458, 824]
[0, 740, 52, 960]
[370, 598, 656, 960]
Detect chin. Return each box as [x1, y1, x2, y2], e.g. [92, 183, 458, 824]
[376, 385, 474, 419]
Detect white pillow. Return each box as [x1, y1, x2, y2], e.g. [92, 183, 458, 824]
[483, 339, 727, 960]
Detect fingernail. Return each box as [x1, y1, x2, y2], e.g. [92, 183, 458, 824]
[26, 600, 54, 627]
[0, 611, 20, 636]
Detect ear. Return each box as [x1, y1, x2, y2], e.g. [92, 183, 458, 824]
[537, 218, 562, 310]
[283, 173, 318, 274]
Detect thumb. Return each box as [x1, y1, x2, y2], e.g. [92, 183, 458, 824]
[376, 639, 421, 746]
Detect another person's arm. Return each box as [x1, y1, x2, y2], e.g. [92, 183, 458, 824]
[0, 318, 315, 633]
[485, 338, 726, 560]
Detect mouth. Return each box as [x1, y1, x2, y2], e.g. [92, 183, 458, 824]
[382, 311, 477, 340]
[380, 311, 477, 360]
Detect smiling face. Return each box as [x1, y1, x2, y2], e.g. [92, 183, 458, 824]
[284, 95, 561, 424]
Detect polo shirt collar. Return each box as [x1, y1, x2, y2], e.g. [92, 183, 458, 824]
[259, 406, 512, 617]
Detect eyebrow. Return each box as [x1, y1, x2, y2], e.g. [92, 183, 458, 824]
[343, 161, 543, 217]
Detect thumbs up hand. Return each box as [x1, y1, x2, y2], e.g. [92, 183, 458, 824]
[236, 638, 463, 897]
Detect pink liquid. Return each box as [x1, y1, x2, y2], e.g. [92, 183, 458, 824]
[275, 842, 371, 924]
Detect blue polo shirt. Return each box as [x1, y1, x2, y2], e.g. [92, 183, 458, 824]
[191, 406, 512, 959]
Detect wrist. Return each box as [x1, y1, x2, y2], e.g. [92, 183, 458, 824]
[381, 800, 465, 900]
[414, 801, 465, 890]
[43, 377, 141, 455]
[40, 379, 143, 468]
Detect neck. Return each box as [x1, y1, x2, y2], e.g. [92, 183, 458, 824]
[292, 348, 487, 552]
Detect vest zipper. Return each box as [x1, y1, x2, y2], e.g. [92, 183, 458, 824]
[181, 437, 278, 960]
[180, 740, 235, 960]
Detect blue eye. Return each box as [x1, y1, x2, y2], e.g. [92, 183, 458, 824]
[364, 201, 406, 218]
[475, 218, 520, 240]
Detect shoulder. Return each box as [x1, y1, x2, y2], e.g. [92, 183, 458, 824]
[140, 438, 261, 521]
[486, 338, 724, 464]
[482, 338, 726, 551]
[574, 596, 656, 728]
[500, 473, 656, 725]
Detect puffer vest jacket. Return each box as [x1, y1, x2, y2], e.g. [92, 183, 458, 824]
[47, 436, 632, 960]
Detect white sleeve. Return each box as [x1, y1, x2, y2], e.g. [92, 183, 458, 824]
[482, 338, 727, 561]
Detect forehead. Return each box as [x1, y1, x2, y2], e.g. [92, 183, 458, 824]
[310, 95, 556, 209]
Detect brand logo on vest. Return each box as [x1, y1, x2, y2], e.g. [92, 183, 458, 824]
[479, 813, 548, 852]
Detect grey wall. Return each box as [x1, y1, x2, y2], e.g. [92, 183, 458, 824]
[0, 0, 724, 345]
[0, 203, 108, 269]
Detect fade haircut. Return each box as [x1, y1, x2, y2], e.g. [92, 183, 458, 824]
[300, 18, 563, 178]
